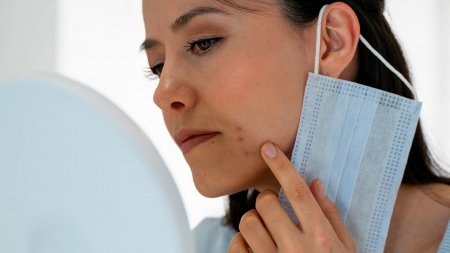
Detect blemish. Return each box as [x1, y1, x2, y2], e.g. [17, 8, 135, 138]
[244, 151, 250, 156]
[235, 126, 242, 132]
[238, 137, 244, 142]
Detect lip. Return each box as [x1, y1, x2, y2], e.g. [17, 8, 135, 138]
[175, 128, 220, 154]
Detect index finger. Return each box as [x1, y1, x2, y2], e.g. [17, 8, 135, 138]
[260, 142, 326, 232]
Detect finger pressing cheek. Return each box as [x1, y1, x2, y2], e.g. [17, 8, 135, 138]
[260, 142, 324, 232]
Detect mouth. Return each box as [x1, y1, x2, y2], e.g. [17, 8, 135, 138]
[175, 129, 220, 154]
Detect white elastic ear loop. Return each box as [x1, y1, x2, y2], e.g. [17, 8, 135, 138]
[359, 35, 418, 99]
[314, 5, 328, 76]
[313, 5, 418, 100]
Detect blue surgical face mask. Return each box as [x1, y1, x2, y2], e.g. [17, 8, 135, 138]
[278, 5, 422, 253]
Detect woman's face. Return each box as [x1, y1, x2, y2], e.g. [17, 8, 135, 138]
[143, 0, 316, 197]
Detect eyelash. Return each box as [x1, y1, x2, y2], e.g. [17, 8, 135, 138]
[145, 37, 223, 80]
[185, 37, 222, 55]
[144, 67, 161, 81]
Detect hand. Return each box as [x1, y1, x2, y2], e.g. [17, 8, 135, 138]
[227, 142, 356, 253]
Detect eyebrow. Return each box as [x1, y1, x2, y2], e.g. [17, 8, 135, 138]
[140, 6, 229, 51]
[171, 6, 229, 32]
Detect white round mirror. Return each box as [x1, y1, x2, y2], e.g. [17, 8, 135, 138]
[0, 74, 194, 253]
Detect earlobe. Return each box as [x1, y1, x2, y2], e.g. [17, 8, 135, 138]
[319, 3, 360, 79]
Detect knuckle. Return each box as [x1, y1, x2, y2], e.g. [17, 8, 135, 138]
[280, 239, 305, 253]
[255, 190, 277, 211]
[323, 201, 344, 226]
[239, 209, 260, 232]
[288, 181, 310, 202]
[313, 230, 333, 250]
[227, 233, 245, 253]
[325, 201, 340, 216]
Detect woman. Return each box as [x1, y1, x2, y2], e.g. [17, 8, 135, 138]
[141, 0, 450, 252]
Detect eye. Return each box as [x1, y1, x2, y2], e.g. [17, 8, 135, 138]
[185, 37, 222, 55]
[145, 63, 164, 79]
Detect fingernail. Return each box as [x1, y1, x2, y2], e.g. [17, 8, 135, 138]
[317, 179, 326, 198]
[262, 142, 277, 158]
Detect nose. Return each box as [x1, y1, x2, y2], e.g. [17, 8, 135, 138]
[153, 63, 197, 113]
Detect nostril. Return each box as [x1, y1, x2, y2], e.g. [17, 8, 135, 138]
[171, 101, 185, 110]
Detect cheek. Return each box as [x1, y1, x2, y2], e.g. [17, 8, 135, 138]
[214, 57, 262, 105]
[188, 33, 310, 194]
[210, 51, 304, 152]
[211, 37, 307, 108]
[233, 126, 259, 157]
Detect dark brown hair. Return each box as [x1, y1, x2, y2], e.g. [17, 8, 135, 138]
[218, 0, 450, 232]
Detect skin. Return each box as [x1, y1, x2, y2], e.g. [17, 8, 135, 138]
[142, 0, 450, 252]
[144, 0, 310, 197]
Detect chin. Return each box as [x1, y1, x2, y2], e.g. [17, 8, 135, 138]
[187, 151, 270, 198]
[193, 180, 231, 198]
[192, 175, 245, 198]
[196, 188, 225, 198]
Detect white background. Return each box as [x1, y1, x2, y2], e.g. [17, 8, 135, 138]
[1, 0, 449, 229]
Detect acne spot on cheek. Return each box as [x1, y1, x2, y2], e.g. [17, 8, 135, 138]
[238, 137, 244, 142]
[235, 126, 242, 132]
[243, 151, 256, 156]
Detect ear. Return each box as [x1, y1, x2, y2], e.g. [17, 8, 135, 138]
[318, 2, 360, 79]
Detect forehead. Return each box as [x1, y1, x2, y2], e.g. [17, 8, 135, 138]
[142, 0, 266, 15]
[143, 0, 225, 25]
[142, 0, 275, 34]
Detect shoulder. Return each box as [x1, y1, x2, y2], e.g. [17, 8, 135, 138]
[193, 217, 236, 253]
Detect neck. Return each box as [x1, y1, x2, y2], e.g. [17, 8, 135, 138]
[385, 183, 450, 253]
